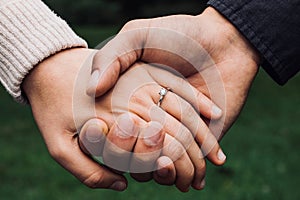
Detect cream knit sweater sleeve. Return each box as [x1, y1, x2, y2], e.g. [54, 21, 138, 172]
[0, 0, 88, 103]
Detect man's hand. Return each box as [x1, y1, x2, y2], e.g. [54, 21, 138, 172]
[88, 7, 261, 137]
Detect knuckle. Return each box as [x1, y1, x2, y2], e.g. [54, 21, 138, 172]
[173, 77, 187, 90]
[181, 101, 196, 120]
[92, 51, 103, 68]
[185, 164, 195, 179]
[197, 159, 206, 173]
[196, 91, 212, 112]
[195, 90, 204, 103]
[177, 163, 194, 185]
[195, 91, 203, 107]
[48, 145, 67, 162]
[122, 18, 152, 33]
[175, 128, 194, 150]
[171, 75, 183, 85]
[83, 171, 105, 189]
[134, 151, 160, 164]
[123, 19, 143, 30]
[165, 140, 185, 161]
[178, 77, 187, 86]
[201, 133, 217, 154]
[130, 93, 149, 108]
[194, 160, 206, 181]
[181, 103, 200, 137]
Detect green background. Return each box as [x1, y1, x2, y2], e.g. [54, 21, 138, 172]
[1, 1, 300, 199]
[42, 0, 207, 26]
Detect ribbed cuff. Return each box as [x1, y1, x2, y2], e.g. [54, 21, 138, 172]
[0, 0, 88, 103]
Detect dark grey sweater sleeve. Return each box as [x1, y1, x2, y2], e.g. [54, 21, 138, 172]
[207, 0, 300, 85]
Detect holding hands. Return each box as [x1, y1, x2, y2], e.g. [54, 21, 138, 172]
[78, 7, 260, 191]
[89, 7, 260, 138]
[3, 0, 297, 196]
[23, 6, 260, 193]
[23, 47, 225, 192]
[78, 61, 226, 191]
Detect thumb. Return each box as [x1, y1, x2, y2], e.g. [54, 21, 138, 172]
[45, 122, 127, 191]
[87, 24, 149, 97]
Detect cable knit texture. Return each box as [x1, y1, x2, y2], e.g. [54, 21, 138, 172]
[0, 0, 88, 103]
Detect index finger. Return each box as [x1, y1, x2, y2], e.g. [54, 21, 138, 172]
[87, 28, 148, 97]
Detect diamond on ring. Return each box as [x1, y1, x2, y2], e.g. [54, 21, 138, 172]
[159, 88, 168, 96]
[157, 87, 171, 107]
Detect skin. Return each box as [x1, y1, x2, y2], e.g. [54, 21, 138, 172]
[79, 62, 226, 191]
[88, 6, 261, 143]
[22, 47, 225, 192]
[23, 49, 128, 191]
[22, 6, 260, 193]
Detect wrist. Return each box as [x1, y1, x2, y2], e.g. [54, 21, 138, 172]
[200, 7, 261, 67]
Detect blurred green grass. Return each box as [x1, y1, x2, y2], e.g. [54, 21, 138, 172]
[0, 26, 299, 200]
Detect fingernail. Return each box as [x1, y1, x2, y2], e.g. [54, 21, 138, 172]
[212, 105, 222, 116]
[87, 70, 100, 92]
[109, 181, 127, 191]
[200, 179, 206, 189]
[86, 125, 104, 143]
[217, 149, 226, 161]
[116, 114, 137, 138]
[143, 122, 163, 146]
[194, 179, 206, 190]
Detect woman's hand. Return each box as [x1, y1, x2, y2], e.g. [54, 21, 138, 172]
[23, 48, 128, 191]
[77, 62, 226, 191]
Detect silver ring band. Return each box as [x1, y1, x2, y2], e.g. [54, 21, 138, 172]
[157, 87, 171, 107]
